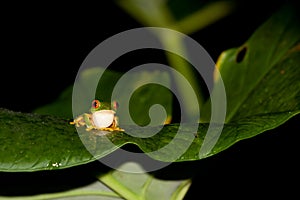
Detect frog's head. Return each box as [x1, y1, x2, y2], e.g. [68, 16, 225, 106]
[90, 99, 118, 113]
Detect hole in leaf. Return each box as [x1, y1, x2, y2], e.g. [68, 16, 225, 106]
[236, 46, 247, 63]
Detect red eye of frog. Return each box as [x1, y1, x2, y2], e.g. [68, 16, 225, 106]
[92, 100, 101, 109]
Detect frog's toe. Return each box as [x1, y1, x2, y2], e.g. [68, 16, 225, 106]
[85, 127, 93, 131]
[115, 127, 125, 132]
[98, 127, 113, 132]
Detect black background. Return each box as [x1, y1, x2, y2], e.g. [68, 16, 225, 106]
[1, 1, 299, 199]
[0, 0, 289, 112]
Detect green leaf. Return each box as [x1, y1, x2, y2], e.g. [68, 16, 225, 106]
[0, 108, 95, 172]
[0, 109, 297, 172]
[98, 162, 191, 200]
[201, 5, 300, 122]
[64, 111, 300, 163]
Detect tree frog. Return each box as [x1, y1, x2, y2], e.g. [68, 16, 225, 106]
[70, 99, 124, 132]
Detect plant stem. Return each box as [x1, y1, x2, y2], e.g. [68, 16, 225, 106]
[98, 172, 143, 200]
[158, 32, 204, 121]
[170, 179, 192, 200]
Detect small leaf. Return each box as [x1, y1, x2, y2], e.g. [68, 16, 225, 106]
[98, 162, 191, 200]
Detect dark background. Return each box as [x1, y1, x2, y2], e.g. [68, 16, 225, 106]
[1, 1, 299, 199]
[1, 0, 289, 112]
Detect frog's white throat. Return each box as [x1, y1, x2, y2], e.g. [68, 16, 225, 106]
[92, 110, 116, 128]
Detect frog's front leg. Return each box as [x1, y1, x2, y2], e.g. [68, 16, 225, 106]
[70, 115, 85, 127]
[70, 113, 94, 131]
